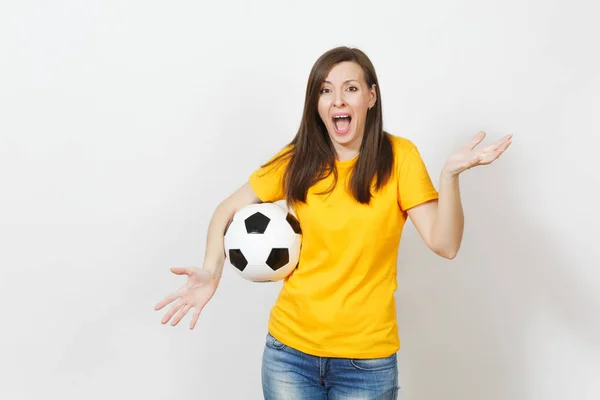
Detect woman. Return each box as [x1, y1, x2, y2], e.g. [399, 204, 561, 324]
[155, 46, 512, 399]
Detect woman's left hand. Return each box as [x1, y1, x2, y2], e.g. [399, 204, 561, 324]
[443, 131, 513, 176]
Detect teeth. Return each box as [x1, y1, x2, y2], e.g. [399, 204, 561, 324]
[334, 115, 350, 119]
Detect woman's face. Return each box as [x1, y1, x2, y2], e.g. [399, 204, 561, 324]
[317, 61, 377, 158]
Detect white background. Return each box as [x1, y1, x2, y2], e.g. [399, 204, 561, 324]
[1, 0, 599, 399]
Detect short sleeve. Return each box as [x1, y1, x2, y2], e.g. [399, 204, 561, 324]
[397, 145, 439, 211]
[248, 146, 292, 203]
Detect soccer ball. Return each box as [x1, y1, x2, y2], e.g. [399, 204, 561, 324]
[223, 202, 302, 282]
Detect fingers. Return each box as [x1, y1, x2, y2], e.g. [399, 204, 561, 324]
[190, 308, 202, 330]
[492, 139, 512, 161]
[170, 303, 192, 326]
[160, 299, 185, 325]
[497, 137, 512, 153]
[490, 135, 512, 155]
[471, 132, 513, 153]
[154, 291, 181, 311]
[486, 134, 513, 152]
[171, 267, 192, 276]
[465, 131, 486, 150]
[479, 138, 512, 164]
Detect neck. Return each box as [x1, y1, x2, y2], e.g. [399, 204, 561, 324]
[332, 135, 363, 161]
[335, 148, 359, 161]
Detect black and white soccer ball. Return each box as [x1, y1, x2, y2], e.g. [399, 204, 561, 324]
[223, 202, 302, 282]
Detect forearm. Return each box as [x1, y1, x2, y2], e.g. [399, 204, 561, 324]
[431, 172, 464, 258]
[202, 202, 236, 280]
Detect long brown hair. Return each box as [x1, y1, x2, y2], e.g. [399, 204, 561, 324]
[263, 46, 394, 207]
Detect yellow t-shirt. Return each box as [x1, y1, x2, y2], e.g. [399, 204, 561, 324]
[248, 134, 439, 358]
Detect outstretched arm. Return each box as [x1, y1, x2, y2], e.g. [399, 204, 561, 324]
[407, 131, 512, 259]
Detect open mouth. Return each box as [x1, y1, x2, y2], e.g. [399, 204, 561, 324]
[332, 115, 352, 135]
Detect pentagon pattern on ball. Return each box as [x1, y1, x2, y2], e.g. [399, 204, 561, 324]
[223, 203, 302, 282]
[245, 212, 270, 234]
[228, 249, 248, 271]
[266, 248, 289, 271]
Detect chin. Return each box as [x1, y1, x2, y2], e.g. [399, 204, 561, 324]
[329, 129, 358, 146]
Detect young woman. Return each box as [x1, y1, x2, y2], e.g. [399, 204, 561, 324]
[155, 46, 512, 399]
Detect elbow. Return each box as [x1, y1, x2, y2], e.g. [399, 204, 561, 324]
[441, 250, 458, 260]
[429, 228, 462, 260]
[433, 246, 459, 260]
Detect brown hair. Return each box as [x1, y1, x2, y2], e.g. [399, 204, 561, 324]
[263, 46, 394, 207]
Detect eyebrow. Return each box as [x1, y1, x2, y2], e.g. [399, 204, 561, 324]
[323, 79, 360, 85]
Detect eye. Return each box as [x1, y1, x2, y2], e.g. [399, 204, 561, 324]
[320, 88, 331, 94]
[347, 86, 358, 92]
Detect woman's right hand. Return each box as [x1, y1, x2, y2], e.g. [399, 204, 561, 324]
[154, 267, 219, 330]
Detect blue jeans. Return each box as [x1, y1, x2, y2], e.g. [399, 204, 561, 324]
[262, 332, 399, 399]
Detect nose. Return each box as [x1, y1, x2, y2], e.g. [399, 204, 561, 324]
[333, 91, 346, 108]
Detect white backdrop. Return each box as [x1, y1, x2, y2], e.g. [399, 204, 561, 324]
[1, 1, 599, 399]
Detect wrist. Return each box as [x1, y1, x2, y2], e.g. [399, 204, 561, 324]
[202, 260, 224, 281]
[440, 169, 460, 182]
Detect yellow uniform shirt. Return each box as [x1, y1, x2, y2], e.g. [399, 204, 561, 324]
[248, 134, 439, 358]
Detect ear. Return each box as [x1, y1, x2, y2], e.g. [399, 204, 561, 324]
[369, 84, 377, 109]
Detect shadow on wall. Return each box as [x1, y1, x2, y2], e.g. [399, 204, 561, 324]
[395, 152, 600, 400]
